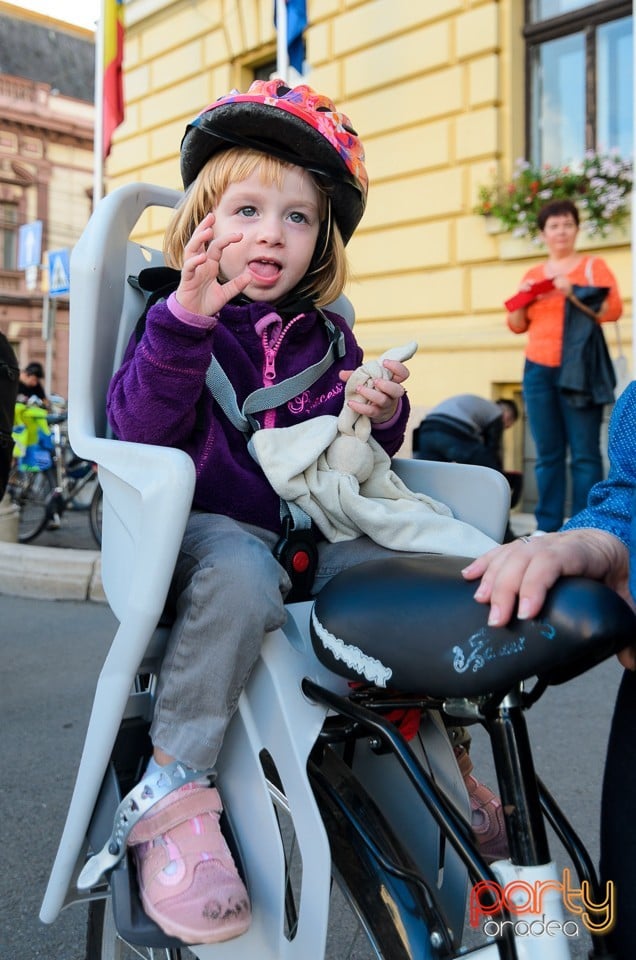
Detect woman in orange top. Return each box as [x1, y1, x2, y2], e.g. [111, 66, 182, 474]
[507, 199, 622, 532]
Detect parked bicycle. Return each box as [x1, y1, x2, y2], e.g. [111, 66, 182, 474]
[8, 405, 102, 545]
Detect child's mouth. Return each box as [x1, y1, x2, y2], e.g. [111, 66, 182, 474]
[248, 259, 281, 281]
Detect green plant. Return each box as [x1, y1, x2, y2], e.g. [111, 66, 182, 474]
[475, 151, 633, 240]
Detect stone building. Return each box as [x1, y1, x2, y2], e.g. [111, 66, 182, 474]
[0, 2, 94, 397]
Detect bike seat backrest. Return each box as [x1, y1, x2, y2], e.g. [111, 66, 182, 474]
[68, 184, 193, 623]
[310, 554, 636, 698]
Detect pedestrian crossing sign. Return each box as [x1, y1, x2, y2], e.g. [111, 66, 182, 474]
[48, 248, 70, 297]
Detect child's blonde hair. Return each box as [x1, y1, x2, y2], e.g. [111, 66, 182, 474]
[164, 147, 349, 308]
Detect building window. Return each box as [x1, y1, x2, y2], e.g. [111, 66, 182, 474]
[525, 1, 632, 166]
[254, 59, 277, 81]
[0, 203, 18, 271]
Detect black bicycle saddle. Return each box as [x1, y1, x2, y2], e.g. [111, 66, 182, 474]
[310, 554, 636, 699]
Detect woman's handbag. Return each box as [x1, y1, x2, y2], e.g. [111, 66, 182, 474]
[585, 255, 630, 401]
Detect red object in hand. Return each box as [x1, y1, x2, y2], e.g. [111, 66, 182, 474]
[504, 278, 554, 311]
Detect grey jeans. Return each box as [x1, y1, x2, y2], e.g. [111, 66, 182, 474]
[150, 511, 407, 770]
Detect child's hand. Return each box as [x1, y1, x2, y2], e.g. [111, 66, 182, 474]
[175, 213, 251, 317]
[340, 359, 410, 424]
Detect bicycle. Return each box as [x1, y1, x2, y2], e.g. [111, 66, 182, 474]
[40, 183, 636, 960]
[8, 408, 102, 545]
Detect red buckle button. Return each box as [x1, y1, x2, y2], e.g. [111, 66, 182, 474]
[292, 550, 310, 573]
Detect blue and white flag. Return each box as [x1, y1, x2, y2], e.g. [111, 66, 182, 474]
[274, 0, 307, 74]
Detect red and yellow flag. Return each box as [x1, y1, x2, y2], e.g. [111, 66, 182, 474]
[103, 0, 124, 158]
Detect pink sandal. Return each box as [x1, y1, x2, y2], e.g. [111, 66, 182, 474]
[127, 781, 251, 944]
[455, 745, 509, 863]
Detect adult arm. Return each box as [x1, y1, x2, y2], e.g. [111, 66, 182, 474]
[589, 256, 623, 324]
[462, 383, 636, 648]
[554, 256, 623, 324]
[506, 266, 545, 333]
[507, 307, 529, 333]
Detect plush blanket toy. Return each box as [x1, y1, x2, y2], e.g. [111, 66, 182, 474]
[251, 343, 498, 558]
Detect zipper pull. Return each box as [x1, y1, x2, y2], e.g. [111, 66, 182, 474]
[263, 347, 277, 381]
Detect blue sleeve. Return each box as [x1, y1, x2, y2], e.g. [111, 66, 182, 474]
[563, 382, 636, 547]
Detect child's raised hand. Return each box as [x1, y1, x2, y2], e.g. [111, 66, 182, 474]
[340, 359, 410, 424]
[175, 213, 251, 317]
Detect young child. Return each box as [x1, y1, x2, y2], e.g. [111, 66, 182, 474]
[106, 80, 504, 945]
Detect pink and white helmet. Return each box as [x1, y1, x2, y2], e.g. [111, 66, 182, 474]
[179, 79, 368, 244]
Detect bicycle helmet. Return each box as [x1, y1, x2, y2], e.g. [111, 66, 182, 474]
[179, 79, 368, 245]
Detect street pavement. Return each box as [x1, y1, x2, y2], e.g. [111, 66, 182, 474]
[0, 503, 104, 603]
[29, 502, 100, 551]
[2, 595, 116, 959]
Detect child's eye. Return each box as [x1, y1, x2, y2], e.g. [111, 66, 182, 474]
[289, 211, 308, 224]
[238, 206, 257, 217]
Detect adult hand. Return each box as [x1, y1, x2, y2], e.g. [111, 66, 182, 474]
[551, 274, 573, 297]
[461, 530, 634, 666]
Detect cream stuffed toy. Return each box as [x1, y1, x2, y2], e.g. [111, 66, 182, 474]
[251, 343, 497, 558]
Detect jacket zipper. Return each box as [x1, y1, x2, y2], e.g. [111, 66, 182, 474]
[259, 312, 304, 428]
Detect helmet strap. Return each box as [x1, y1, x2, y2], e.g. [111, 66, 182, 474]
[317, 199, 333, 264]
[305, 198, 332, 282]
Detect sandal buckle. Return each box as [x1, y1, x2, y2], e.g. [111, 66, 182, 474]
[77, 761, 213, 890]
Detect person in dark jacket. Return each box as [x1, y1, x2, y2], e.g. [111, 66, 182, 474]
[413, 395, 521, 537]
[413, 394, 518, 473]
[17, 361, 48, 407]
[0, 334, 19, 497]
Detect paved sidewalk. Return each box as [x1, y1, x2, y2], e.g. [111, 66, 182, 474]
[0, 507, 104, 602]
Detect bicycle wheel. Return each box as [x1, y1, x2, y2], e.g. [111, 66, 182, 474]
[7, 467, 54, 542]
[264, 747, 441, 960]
[86, 897, 197, 960]
[89, 483, 103, 546]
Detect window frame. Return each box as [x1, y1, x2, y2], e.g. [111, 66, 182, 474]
[524, 0, 632, 164]
[0, 201, 19, 272]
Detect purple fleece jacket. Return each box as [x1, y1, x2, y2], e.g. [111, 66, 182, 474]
[107, 295, 410, 534]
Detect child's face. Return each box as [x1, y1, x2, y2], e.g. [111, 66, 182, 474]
[212, 166, 322, 302]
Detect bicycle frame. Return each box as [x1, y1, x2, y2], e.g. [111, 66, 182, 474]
[42, 593, 616, 960]
[46, 416, 98, 519]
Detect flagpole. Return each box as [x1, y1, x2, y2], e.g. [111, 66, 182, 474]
[93, 0, 105, 204]
[276, 0, 289, 79]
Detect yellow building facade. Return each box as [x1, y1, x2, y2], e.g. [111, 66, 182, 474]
[108, 0, 632, 483]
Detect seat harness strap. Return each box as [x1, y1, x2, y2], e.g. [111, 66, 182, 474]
[204, 310, 344, 602]
[205, 310, 345, 435]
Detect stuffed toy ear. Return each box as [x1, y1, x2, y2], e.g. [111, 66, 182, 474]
[380, 341, 418, 366]
[336, 341, 418, 437]
[330, 341, 419, 481]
